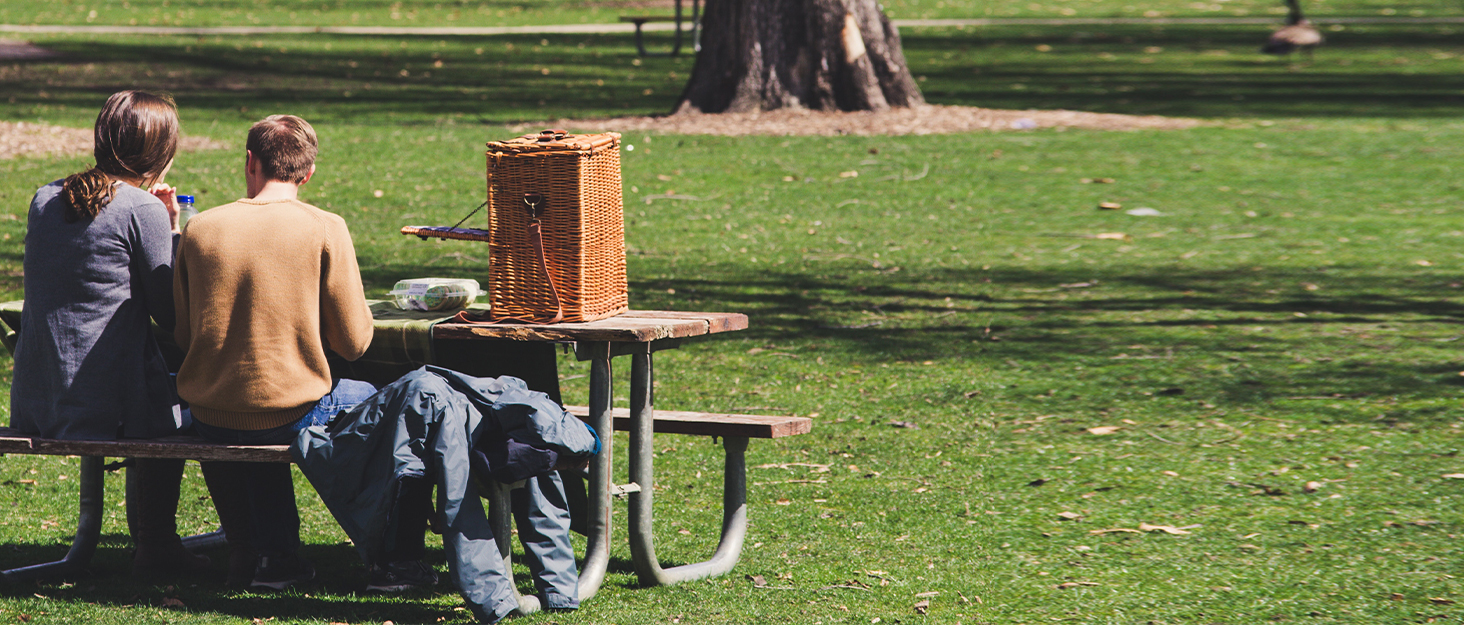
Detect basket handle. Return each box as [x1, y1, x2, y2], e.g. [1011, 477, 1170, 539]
[537, 129, 568, 142]
[456, 193, 564, 325]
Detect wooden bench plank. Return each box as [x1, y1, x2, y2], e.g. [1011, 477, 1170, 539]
[0, 428, 291, 463]
[565, 406, 811, 439]
[0, 403, 810, 462]
[619, 15, 681, 22]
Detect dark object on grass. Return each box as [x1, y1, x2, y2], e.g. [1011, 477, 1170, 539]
[1262, 0, 1323, 60]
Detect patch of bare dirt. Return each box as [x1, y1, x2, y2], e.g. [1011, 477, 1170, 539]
[0, 122, 231, 161]
[0, 39, 59, 61]
[527, 104, 1203, 136]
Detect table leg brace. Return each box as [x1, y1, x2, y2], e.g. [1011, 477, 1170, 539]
[627, 347, 749, 586]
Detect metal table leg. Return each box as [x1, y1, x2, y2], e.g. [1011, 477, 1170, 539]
[2, 456, 105, 583]
[577, 341, 614, 599]
[626, 345, 748, 586]
[477, 341, 614, 615]
[485, 480, 542, 616]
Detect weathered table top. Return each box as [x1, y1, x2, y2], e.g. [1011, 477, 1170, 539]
[431, 310, 748, 343]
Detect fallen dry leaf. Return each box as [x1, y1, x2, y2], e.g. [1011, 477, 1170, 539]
[1055, 581, 1100, 589]
[1093, 232, 1128, 240]
[915, 591, 940, 598]
[1162, 470, 1180, 477]
[748, 574, 768, 588]
[914, 599, 930, 615]
[161, 597, 186, 609]
[1057, 511, 1083, 521]
[1442, 473, 1464, 479]
[1098, 201, 1122, 210]
[887, 421, 919, 429]
[1430, 597, 1455, 605]
[1391, 593, 1405, 601]
[1027, 478, 1051, 487]
[1089, 528, 1142, 535]
[1087, 426, 1122, 435]
[1303, 481, 1323, 493]
[775, 498, 791, 506]
[1138, 523, 1190, 535]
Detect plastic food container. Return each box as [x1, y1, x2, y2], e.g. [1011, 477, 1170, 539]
[390, 278, 481, 312]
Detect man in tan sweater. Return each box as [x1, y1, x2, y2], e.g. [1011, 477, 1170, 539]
[174, 115, 376, 589]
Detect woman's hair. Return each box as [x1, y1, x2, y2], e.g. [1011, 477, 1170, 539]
[60, 91, 179, 222]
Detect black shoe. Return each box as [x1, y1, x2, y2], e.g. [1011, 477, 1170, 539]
[250, 554, 315, 591]
[365, 560, 438, 592]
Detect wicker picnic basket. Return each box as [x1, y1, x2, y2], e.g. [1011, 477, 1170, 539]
[483, 129, 629, 323]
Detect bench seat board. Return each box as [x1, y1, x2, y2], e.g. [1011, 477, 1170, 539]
[0, 428, 291, 462]
[565, 406, 811, 439]
[0, 404, 809, 462]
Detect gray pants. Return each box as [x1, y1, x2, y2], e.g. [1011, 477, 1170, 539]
[511, 471, 579, 609]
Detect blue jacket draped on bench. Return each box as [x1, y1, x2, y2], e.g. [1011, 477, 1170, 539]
[293, 366, 598, 621]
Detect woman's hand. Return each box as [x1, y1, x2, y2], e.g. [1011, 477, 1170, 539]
[149, 182, 182, 234]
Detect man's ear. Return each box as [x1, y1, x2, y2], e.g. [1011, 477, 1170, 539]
[299, 163, 316, 186]
[245, 150, 257, 175]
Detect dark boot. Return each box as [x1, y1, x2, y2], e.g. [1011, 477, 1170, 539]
[201, 461, 257, 587]
[126, 458, 211, 577]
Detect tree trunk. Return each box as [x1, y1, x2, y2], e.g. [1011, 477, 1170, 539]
[675, 0, 924, 113]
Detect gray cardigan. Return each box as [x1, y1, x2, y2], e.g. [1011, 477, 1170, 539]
[10, 180, 184, 440]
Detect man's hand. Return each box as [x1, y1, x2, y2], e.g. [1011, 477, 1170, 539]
[149, 182, 182, 234]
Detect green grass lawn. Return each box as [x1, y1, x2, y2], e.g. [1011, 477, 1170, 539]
[2, 0, 1463, 30]
[0, 17, 1463, 625]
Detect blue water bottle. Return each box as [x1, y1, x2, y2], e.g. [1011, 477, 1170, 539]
[176, 194, 197, 230]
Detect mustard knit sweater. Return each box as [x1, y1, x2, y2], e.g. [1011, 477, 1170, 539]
[173, 198, 374, 430]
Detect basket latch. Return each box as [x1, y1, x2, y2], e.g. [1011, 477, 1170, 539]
[523, 192, 545, 220]
[537, 129, 567, 142]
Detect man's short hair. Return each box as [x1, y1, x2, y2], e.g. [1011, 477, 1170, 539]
[246, 115, 318, 184]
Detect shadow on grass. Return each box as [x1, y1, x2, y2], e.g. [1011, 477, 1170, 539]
[625, 262, 1464, 412]
[0, 538, 640, 621]
[1, 23, 1461, 122]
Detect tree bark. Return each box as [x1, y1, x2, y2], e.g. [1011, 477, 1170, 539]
[675, 0, 924, 113]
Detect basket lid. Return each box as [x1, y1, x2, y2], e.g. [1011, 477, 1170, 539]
[487, 129, 621, 154]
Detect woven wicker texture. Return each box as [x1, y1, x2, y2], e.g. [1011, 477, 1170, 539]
[485, 131, 629, 323]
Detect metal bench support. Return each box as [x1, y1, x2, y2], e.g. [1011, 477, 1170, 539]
[627, 346, 747, 585]
[2, 456, 105, 583]
[1, 456, 227, 584]
[628, 0, 701, 57]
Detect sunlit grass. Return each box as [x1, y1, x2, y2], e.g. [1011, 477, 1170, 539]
[0, 17, 1462, 625]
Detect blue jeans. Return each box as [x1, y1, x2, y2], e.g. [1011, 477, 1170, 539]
[196, 379, 377, 558]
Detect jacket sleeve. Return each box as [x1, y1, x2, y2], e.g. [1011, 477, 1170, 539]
[319, 216, 374, 361]
[131, 196, 176, 333]
[171, 232, 192, 352]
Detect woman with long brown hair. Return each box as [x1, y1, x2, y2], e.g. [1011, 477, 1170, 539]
[9, 90, 206, 576]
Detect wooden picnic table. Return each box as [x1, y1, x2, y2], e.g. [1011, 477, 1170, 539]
[0, 307, 811, 611]
[435, 310, 765, 599]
